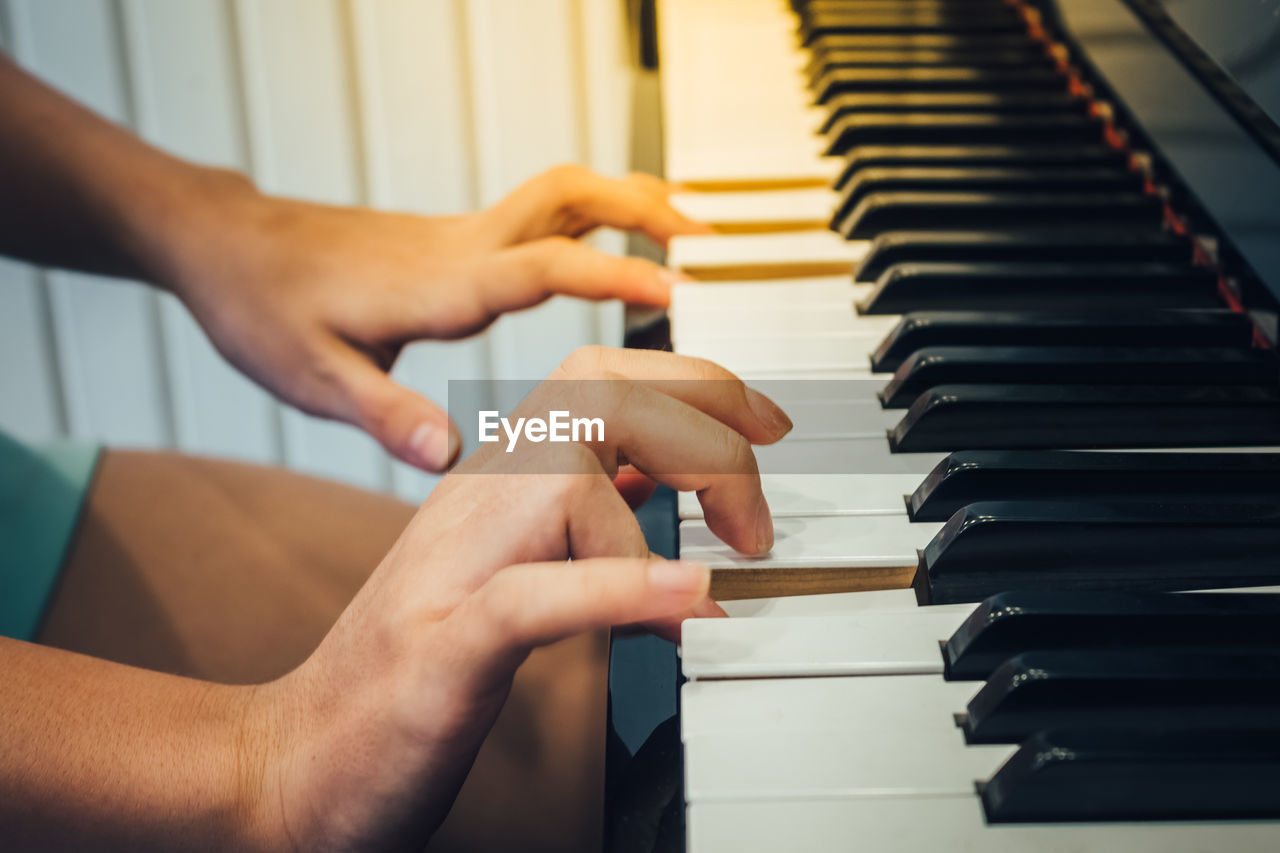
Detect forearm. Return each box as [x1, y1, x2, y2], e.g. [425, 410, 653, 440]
[0, 637, 279, 851]
[0, 53, 256, 287]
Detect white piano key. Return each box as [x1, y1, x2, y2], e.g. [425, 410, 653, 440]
[688, 797, 1280, 853]
[668, 231, 869, 278]
[718, 587, 919, 618]
[680, 674, 975, 740]
[681, 606, 972, 679]
[752, 436, 946, 475]
[677, 473, 921, 520]
[685, 727, 1009, 802]
[669, 188, 839, 229]
[671, 275, 855, 305]
[679, 514, 941, 570]
[676, 333, 889, 374]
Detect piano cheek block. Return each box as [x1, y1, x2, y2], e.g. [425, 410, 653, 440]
[915, 500, 1280, 606]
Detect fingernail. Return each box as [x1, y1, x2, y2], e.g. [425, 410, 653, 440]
[409, 422, 452, 471]
[755, 494, 775, 554]
[648, 560, 710, 593]
[746, 387, 793, 438]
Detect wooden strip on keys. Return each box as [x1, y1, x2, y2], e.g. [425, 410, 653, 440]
[680, 514, 940, 600]
[669, 231, 870, 279]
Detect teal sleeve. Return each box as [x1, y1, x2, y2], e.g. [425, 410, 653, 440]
[0, 432, 101, 642]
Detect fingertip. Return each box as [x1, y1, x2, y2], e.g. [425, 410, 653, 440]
[408, 420, 457, 472]
[744, 387, 793, 442]
[754, 494, 775, 555]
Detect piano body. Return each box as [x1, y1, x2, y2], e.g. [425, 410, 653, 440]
[606, 0, 1280, 850]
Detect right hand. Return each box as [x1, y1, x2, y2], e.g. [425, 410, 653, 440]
[240, 347, 791, 852]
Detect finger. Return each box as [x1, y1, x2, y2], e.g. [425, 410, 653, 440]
[474, 236, 676, 312]
[333, 351, 462, 472]
[462, 558, 711, 657]
[501, 373, 774, 553]
[581, 381, 775, 554]
[569, 171, 715, 246]
[556, 346, 793, 445]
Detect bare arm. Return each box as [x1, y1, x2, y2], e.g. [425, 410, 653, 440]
[0, 637, 274, 850]
[0, 52, 709, 472]
[0, 53, 243, 285]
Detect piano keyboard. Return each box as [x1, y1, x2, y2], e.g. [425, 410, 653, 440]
[654, 0, 1280, 848]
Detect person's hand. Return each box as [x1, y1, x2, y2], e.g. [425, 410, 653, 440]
[239, 347, 790, 852]
[166, 165, 711, 472]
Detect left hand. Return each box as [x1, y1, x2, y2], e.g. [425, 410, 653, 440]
[167, 165, 710, 472]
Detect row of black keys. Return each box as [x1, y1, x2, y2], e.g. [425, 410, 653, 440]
[940, 589, 1280, 823]
[860, 306, 1280, 454]
[788, 0, 1280, 828]
[791, 9, 1146, 237]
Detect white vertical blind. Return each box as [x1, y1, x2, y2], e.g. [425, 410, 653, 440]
[0, 0, 638, 501]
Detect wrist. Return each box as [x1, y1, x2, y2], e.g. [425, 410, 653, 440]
[133, 163, 263, 296]
[227, 678, 305, 853]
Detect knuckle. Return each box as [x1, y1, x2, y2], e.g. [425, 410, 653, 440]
[719, 429, 759, 476]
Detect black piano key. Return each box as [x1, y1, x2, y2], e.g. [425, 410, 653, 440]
[802, 13, 1026, 45]
[855, 230, 1188, 284]
[888, 384, 1280, 453]
[857, 261, 1218, 314]
[873, 309, 1249, 373]
[918, 501, 1280, 606]
[836, 145, 1128, 190]
[820, 93, 1088, 134]
[878, 345, 1275, 409]
[815, 67, 1065, 102]
[980, 729, 1280, 822]
[909, 449, 1280, 522]
[841, 192, 1162, 240]
[826, 113, 1104, 156]
[962, 650, 1280, 744]
[833, 166, 1134, 226]
[943, 589, 1280, 681]
[807, 48, 1054, 87]
[809, 34, 1041, 57]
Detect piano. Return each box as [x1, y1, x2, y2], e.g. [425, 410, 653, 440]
[605, 0, 1280, 851]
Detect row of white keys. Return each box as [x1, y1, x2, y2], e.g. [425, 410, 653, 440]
[657, 0, 836, 187]
[688, 797, 1280, 853]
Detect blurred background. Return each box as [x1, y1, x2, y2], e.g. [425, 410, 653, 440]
[0, 0, 662, 501]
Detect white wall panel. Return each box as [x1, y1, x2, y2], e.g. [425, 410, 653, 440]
[233, 0, 390, 490]
[7, 0, 175, 447]
[0, 0, 640, 495]
[464, 0, 599, 381]
[120, 0, 283, 464]
[0, 258, 65, 441]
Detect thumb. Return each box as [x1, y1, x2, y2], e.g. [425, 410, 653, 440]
[338, 355, 461, 472]
[464, 557, 711, 655]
